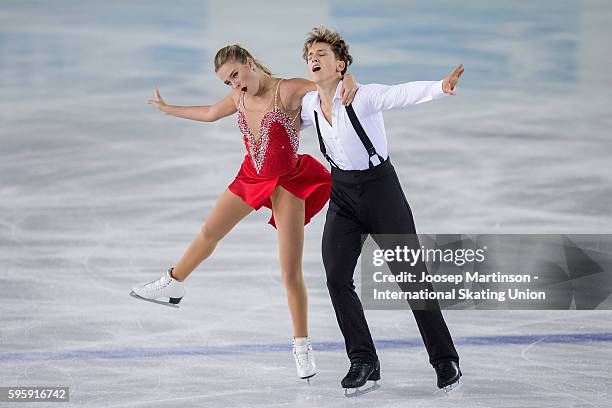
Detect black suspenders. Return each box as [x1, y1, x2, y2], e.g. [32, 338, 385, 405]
[314, 110, 340, 168]
[314, 104, 385, 169]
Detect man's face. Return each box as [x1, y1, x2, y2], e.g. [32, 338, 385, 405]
[306, 42, 344, 83]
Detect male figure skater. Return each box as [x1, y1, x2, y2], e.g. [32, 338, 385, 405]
[300, 26, 464, 393]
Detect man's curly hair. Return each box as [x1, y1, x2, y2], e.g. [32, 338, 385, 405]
[302, 26, 353, 76]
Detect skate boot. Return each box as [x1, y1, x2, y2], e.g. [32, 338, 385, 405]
[130, 268, 185, 308]
[292, 337, 317, 382]
[435, 360, 462, 392]
[342, 360, 381, 397]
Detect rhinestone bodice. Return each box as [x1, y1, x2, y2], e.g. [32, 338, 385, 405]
[237, 79, 300, 177]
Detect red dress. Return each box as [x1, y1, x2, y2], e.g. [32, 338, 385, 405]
[228, 79, 331, 228]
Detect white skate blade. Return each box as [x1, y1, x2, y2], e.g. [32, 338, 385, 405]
[129, 291, 180, 308]
[440, 378, 462, 393]
[343, 381, 380, 398]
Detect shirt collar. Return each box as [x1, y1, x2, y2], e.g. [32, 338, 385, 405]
[333, 79, 344, 101]
[314, 80, 344, 110]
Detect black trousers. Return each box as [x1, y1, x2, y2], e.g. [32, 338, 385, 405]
[322, 158, 459, 366]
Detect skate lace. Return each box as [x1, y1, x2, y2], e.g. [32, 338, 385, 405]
[293, 344, 311, 368]
[145, 275, 170, 293]
[347, 362, 369, 376]
[435, 361, 456, 377]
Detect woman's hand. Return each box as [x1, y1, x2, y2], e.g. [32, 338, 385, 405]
[146, 86, 170, 113]
[145, 90, 237, 122]
[442, 64, 464, 96]
[341, 73, 359, 105]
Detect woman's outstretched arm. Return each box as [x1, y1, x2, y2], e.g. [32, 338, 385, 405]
[146, 87, 237, 122]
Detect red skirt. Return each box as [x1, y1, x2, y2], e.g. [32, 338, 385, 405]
[228, 154, 331, 228]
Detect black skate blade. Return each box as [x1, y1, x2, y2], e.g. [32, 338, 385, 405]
[300, 372, 317, 380]
[343, 381, 380, 398]
[301, 372, 317, 386]
[129, 291, 180, 308]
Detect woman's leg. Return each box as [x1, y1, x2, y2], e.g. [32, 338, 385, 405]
[171, 189, 253, 281]
[270, 186, 308, 338]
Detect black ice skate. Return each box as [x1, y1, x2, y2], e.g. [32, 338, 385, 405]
[435, 360, 462, 392]
[342, 360, 381, 397]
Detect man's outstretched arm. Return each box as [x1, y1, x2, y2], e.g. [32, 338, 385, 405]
[359, 64, 464, 112]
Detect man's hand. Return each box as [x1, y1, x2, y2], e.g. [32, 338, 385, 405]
[442, 64, 464, 96]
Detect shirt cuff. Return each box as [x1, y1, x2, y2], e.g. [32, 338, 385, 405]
[433, 80, 446, 98]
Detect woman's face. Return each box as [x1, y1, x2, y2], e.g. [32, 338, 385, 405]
[216, 59, 257, 94]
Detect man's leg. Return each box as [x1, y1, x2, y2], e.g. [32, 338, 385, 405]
[365, 169, 459, 366]
[322, 190, 378, 364]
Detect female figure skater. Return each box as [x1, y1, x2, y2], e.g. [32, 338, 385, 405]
[130, 44, 358, 381]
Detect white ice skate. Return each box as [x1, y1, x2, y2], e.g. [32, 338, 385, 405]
[293, 337, 317, 382]
[130, 268, 185, 308]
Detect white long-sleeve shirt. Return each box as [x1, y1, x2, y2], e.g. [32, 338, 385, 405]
[301, 80, 447, 170]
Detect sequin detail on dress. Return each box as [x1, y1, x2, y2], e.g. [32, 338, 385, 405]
[237, 79, 300, 176]
[238, 110, 270, 174]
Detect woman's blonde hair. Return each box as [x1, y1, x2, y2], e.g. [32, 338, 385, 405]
[214, 44, 272, 75]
